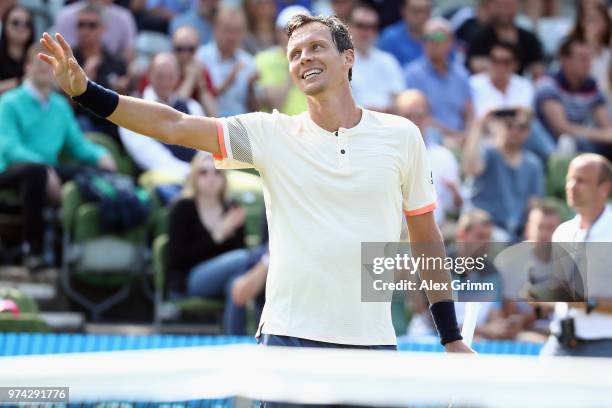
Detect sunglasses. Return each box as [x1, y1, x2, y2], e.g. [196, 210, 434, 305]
[174, 45, 197, 53]
[353, 21, 377, 31]
[77, 21, 100, 30]
[423, 31, 448, 43]
[9, 19, 31, 28]
[198, 168, 221, 176]
[491, 56, 515, 66]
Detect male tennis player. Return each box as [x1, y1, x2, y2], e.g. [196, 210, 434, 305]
[39, 14, 472, 353]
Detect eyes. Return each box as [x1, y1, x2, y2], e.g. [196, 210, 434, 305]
[290, 42, 324, 60]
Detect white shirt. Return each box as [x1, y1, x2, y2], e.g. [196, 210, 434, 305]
[214, 109, 437, 345]
[196, 43, 257, 116]
[351, 48, 406, 111]
[550, 205, 612, 339]
[469, 72, 534, 119]
[119, 87, 204, 179]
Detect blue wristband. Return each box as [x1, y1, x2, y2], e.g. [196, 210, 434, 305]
[72, 80, 119, 118]
[430, 300, 463, 345]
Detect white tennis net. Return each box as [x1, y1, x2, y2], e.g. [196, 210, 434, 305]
[3, 343, 612, 407]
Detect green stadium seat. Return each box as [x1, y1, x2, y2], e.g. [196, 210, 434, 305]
[60, 181, 151, 321]
[152, 234, 224, 333]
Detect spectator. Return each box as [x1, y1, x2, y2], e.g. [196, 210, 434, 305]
[494, 202, 563, 340]
[378, 0, 431, 68]
[395, 90, 462, 225]
[169, 0, 219, 45]
[404, 18, 473, 140]
[0, 163, 48, 269]
[0, 6, 34, 95]
[542, 154, 612, 357]
[130, 0, 192, 33]
[0, 44, 115, 205]
[254, 5, 309, 115]
[242, 0, 278, 55]
[166, 153, 251, 330]
[171, 26, 217, 116]
[0, 0, 16, 23]
[568, 1, 611, 96]
[535, 37, 612, 158]
[463, 108, 544, 241]
[53, 0, 136, 61]
[470, 40, 533, 119]
[466, 0, 544, 76]
[453, 0, 493, 54]
[314, 0, 356, 23]
[196, 8, 259, 116]
[72, 3, 129, 141]
[120, 53, 202, 198]
[348, 2, 405, 113]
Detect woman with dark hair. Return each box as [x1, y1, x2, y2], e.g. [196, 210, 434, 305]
[0, 5, 34, 94]
[568, 1, 612, 95]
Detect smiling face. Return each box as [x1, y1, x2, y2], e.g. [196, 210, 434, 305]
[287, 21, 353, 97]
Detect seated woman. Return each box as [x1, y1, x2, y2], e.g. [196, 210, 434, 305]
[0, 5, 34, 95]
[166, 152, 252, 329]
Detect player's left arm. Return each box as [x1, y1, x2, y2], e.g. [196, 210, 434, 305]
[406, 212, 474, 353]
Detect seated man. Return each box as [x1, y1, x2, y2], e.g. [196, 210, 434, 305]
[195, 7, 259, 117]
[395, 90, 462, 226]
[404, 17, 473, 142]
[348, 2, 405, 113]
[462, 108, 544, 241]
[120, 52, 202, 201]
[71, 3, 129, 143]
[535, 37, 612, 159]
[0, 43, 116, 206]
[254, 5, 310, 115]
[169, 0, 219, 45]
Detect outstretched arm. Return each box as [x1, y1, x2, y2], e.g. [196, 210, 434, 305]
[38, 32, 222, 155]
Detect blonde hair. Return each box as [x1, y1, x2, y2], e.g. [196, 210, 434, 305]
[181, 152, 228, 203]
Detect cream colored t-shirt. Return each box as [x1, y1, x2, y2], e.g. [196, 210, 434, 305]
[214, 108, 437, 345]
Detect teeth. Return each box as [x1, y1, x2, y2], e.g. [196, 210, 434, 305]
[303, 69, 322, 79]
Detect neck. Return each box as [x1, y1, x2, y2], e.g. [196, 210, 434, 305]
[500, 144, 522, 161]
[491, 75, 510, 92]
[196, 194, 222, 209]
[532, 243, 552, 263]
[307, 88, 361, 132]
[218, 46, 234, 60]
[431, 58, 448, 73]
[408, 24, 422, 38]
[8, 43, 25, 60]
[579, 204, 605, 230]
[81, 43, 102, 57]
[356, 45, 369, 56]
[564, 71, 584, 90]
[27, 79, 51, 100]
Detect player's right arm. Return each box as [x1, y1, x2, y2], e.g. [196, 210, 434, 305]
[38, 32, 221, 156]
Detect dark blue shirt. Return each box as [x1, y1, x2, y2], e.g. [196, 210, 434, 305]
[378, 21, 424, 68]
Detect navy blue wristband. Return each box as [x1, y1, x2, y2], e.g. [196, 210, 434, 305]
[72, 80, 119, 118]
[430, 300, 463, 346]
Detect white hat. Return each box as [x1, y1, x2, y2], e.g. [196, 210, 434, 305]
[275, 5, 311, 30]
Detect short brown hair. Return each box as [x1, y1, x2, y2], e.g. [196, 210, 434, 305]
[286, 14, 354, 81]
[529, 200, 561, 219]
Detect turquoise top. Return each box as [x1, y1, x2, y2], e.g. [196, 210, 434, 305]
[0, 83, 106, 172]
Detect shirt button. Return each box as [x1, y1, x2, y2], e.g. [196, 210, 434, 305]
[340, 149, 346, 154]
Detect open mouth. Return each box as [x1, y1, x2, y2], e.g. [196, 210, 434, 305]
[302, 68, 323, 79]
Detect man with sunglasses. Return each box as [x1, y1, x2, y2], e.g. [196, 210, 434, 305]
[72, 3, 129, 142]
[404, 17, 473, 143]
[463, 108, 545, 242]
[348, 2, 405, 113]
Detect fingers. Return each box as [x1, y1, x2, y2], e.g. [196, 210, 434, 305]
[37, 52, 57, 66]
[40, 32, 65, 60]
[55, 32, 74, 59]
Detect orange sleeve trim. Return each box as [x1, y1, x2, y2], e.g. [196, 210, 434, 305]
[404, 202, 437, 217]
[212, 120, 227, 160]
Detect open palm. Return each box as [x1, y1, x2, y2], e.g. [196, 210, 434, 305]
[38, 32, 87, 97]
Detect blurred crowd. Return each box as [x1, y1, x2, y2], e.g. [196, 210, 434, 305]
[0, 0, 612, 345]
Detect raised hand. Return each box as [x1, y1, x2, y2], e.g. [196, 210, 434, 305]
[38, 32, 87, 97]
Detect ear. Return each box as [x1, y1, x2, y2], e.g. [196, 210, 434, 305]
[343, 48, 355, 71]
